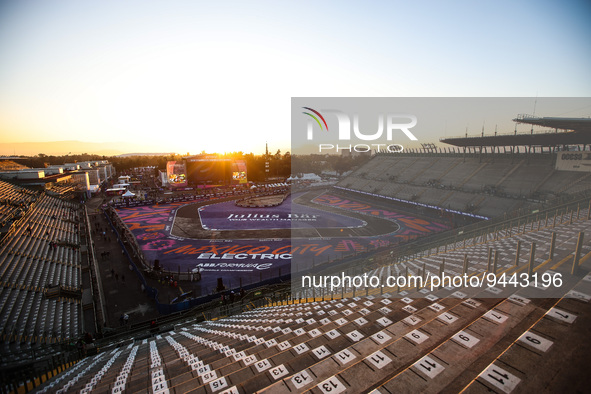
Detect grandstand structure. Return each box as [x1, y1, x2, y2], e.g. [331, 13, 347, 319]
[338, 116, 591, 219]
[0, 179, 86, 365]
[338, 152, 591, 219]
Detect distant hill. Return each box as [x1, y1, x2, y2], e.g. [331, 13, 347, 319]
[0, 141, 171, 157]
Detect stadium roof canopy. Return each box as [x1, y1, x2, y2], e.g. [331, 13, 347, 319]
[513, 115, 591, 132]
[440, 116, 591, 148]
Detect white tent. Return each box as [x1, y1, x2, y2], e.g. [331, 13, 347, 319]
[298, 173, 321, 182]
[122, 190, 135, 197]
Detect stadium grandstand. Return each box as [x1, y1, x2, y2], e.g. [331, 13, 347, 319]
[0, 180, 85, 370]
[2, 117, 591, 393]
[338, 152, 591, 219]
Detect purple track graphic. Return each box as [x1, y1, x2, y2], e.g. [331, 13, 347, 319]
[198, 195, 365, 231]
[116, 192, 451, 296]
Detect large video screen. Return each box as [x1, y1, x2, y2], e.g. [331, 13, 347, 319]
[231, 160, 248, 184]
[166, 161, 187, 187]
[232, 171, 247, 180]
[186, 157, 247, 185]
[186, 159, 227, 184]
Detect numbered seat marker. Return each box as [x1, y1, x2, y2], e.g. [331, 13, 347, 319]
[379, 306, 392, 314]
[209, 377, 228, 392]
[292, 370, 313, 389]
[405, 329, 429, 344]
[483, 310, 509, 324]
[371, 330, 392, 344]
[413, 355, 445, 379]
[326, 329, 341, 339]
[312, 345, 331, 359]
[346, 330, 364, 342]
[219, 386, 239, 394]
[403, 315, 421, 326]
[402, 305, 418, 313]
[293, 343, 309, 354]
[479, 364, 521, 393]
[269, 364, 289, 380]
[317, 376, 347, 394]
[202, 370, 218, 384]
[334, 348, 356, 365]
[518, 331, 553, 352]
[452, 330, 479, 348]
[366, 350, 392, 370]
[508, 294, 530, 306]
[242, 355, 257, 366]
[546, 307, 577, 323]
[309, 328, 322, 337]
[255, 359, 272, 372]
[462, 298, 481, 308]
[437, 312, 458, 324]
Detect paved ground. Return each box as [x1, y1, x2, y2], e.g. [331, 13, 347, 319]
[85, 196, 183, 330]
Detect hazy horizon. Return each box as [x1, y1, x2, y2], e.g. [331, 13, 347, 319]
[0, 139, 274, 157]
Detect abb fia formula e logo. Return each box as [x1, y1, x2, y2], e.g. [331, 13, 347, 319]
[302, 107, 418, 153]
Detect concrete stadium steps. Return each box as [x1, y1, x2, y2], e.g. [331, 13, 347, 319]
[497, 162, 549, 197]
[448, 273, 591, 393]
[418, 158, 464, 185]
[475, 196, 521, 218]
[338, 154, 591, 217]
[37, 254, 591, 394]
[0, 180, 38, 226]
[374, 290, 591, 392]
[558, 172, 591, 195]
[0, 185, 84, 355]
[395, 157, 441, 184]
[461, 161, 514, 191]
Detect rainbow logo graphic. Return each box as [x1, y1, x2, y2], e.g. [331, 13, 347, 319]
[302, 107, 329, 132]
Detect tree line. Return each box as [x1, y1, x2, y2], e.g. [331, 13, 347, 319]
[17, 151, 370, 182]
